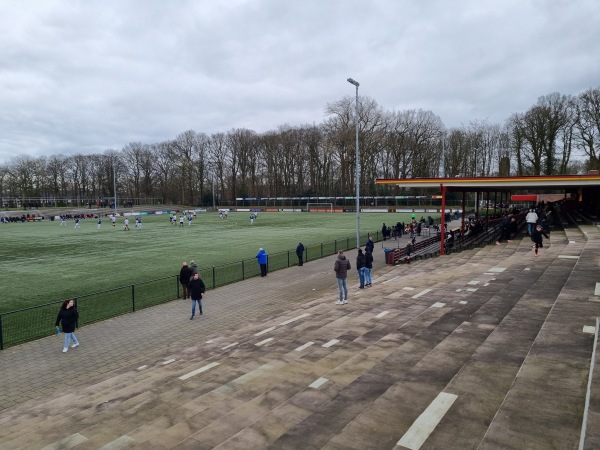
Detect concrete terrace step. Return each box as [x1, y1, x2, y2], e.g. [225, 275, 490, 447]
[0, 236, 598, 449]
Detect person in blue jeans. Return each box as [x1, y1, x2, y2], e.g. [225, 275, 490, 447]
[55, 299, 79, 353]
[356, 248, 366, 289]
[334, 250, 351, 305]
[188, 273, 206, 319]
[364, 248, 373, 287]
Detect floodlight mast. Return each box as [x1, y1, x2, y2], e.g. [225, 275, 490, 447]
[347, 77, 360, 249]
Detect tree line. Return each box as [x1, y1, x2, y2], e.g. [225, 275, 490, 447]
[1, 87, 598, 206]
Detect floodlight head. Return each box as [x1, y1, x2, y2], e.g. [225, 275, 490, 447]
[347, 78, 359, 87]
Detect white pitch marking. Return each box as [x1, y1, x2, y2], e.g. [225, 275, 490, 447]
[255, 337, 274, 346]
[279, 313, 310, 326]
[295, 342, 315, 351]
[309, 377, 329, 389]
[221, 342, 239, 350]
[431, 302, 445, 308]
[412, 288, 432, 299]
[137, 365, 148, 371]
[583, 326, 596, 335]
[254, 326, 276, 336]
[488, 267, 506, 273]
[397, 392, 458, 449]
[179, 362, 220, 380]
[467, 280, 480, 285]
[466, 288, 478, 292]
[162, 359, 175, 365]
[403, 287, 415, 291]
[322, 339, 339, 348]
[558, 255, 580, 260]
[459, 301, 468, 305]
[375, 311, 389, 318]
[99, 435, 136, 450]
[596, 283, 600, 297]
[41, 433, 88, 450]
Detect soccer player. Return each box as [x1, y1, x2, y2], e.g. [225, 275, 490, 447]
[60, 215, 66, 226]
[188, 213, 193, 226]
[97, 218, 101, 230]
[179, 216, 184, 227]
[250, 213, 255, 225]
[74, 218, 80, 229]
[123, 218, 130, 231]
[110, 214, 116, 227]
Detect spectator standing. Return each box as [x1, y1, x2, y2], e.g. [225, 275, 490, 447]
[179, 262, 192, 299]
[296, 242, 305, 266]
[189, 260, 199, 279]
[256, 248, 268, 276]
[356, 248, 366, 289]
[531, 224, 550, 257]
[496, 215, 512, 245]
[334, 250, 351, 305]
[55, 299, 79, 353]
[364, 248, 373, 287]
[188, 273, 206, 319]
[526, 209, 538, 236]
[365, 237, 375, 259]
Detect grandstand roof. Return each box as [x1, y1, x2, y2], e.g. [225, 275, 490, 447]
[375, 174, 600, 192]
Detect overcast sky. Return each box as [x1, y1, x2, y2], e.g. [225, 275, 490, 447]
[1, 0, 598, 164]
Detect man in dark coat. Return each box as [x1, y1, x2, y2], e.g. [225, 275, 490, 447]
[179, 262, 192, 299]
[334, 250, 351, 305]
[296, 242, 305, 266]
[188, 273, 206, 319]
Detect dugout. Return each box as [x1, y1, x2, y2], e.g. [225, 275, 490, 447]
[376, 174, 600, 255]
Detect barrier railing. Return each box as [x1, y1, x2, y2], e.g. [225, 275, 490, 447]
[0, 230, 380, 350]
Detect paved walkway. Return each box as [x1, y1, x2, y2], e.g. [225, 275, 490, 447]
[1, 225, 600, 449]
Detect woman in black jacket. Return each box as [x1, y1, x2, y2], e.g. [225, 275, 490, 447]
[55, 299, 79, 353]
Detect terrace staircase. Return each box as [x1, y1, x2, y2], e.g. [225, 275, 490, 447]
[0, 226, 599, 449]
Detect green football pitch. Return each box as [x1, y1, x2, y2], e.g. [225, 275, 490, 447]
[0, 211, 435, 312]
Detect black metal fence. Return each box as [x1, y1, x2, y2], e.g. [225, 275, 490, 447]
[0, 229, 381, 350]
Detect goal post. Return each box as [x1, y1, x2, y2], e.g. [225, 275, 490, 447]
[306, 203, 333, 213]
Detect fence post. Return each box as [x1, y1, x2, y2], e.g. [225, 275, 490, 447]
[242, 260, 245, 280]
[176, 275, 180, 299]
[0, 314, 3, 350]
[132, 285, 136, 312]
[321, 242, 323, 258]
[212, 266, 216, 289]
[287, 250, 290, 267]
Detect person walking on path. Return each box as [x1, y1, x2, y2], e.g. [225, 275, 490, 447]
[334, 250, 351, 305]
[296, 242, 305, 266]
[364, 248, 373, 287]
[356, 248, 366, 289]
[526, 208, 538, 236]
[55, 299, 79, 353]
[256, 248, 268, 277]
[179, 262, 192, 299]
[531, 224, 550, 257]
[188, 273, 206, 319]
